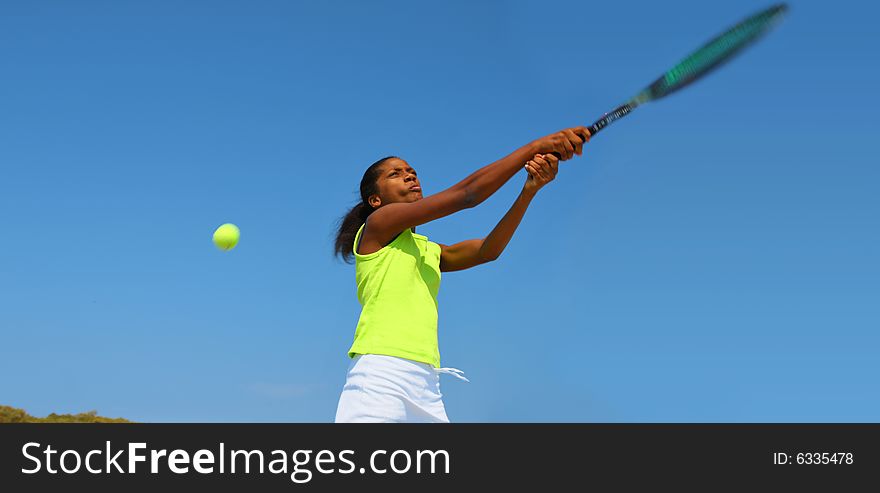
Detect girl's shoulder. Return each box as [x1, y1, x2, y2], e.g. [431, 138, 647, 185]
[355, 221, 407, 258]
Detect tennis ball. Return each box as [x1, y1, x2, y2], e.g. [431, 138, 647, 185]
[213, 223, 240, 251]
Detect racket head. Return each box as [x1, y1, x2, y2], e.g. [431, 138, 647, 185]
[638, 3, 789, 104]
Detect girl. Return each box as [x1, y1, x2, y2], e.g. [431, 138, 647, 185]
[333, 127, 591, 422]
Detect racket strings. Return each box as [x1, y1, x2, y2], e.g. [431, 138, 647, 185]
[651, 5, 788, 98]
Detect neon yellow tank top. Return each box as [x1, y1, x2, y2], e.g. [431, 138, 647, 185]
[347, 221, 442, 368]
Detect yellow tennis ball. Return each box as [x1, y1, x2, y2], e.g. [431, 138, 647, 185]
[212, 223, 240, 251]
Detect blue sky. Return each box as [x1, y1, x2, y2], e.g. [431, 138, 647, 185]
[2, 0, 877, 422]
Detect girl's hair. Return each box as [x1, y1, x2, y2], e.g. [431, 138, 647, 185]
[334, 156, 398, 263]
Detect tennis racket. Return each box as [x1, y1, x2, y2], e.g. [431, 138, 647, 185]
[557, 3, 788, 154]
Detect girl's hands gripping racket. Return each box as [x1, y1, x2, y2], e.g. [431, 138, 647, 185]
[523, 153, 560, 197]
[531, 127, 591, 161]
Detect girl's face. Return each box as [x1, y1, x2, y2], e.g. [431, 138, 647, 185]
[369, 158, 423, 208]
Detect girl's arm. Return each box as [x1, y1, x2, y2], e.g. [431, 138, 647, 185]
[367, 128, 589, 245]
[439, 153, 561, 272]
[458, 128, 587, 207]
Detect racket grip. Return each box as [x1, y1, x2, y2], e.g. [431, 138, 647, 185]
[590, 103, 634, 136]
[547, 105, 631, 159]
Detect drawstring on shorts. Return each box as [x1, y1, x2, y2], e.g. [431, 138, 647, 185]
[434, 366, 470, 382]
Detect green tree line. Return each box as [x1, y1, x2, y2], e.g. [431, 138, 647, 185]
[1, 404, 131, 423]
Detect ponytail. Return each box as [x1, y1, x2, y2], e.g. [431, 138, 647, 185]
[333, 156, 397, 263]
[334, 202, 373, 263]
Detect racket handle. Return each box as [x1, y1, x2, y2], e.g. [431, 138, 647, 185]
[590, 103, 634, 135]
[548, 103, 634, 159]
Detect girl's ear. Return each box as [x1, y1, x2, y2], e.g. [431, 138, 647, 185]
[368, 194, 382, 209]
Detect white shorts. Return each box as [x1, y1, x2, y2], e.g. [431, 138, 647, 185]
[334, 354, 468, 423]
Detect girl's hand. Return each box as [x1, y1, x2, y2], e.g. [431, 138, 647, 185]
[523, 153, 559, 196]
[531, 127, 591, 160]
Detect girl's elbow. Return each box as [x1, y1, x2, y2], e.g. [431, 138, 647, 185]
[481, 251, 501, 263]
